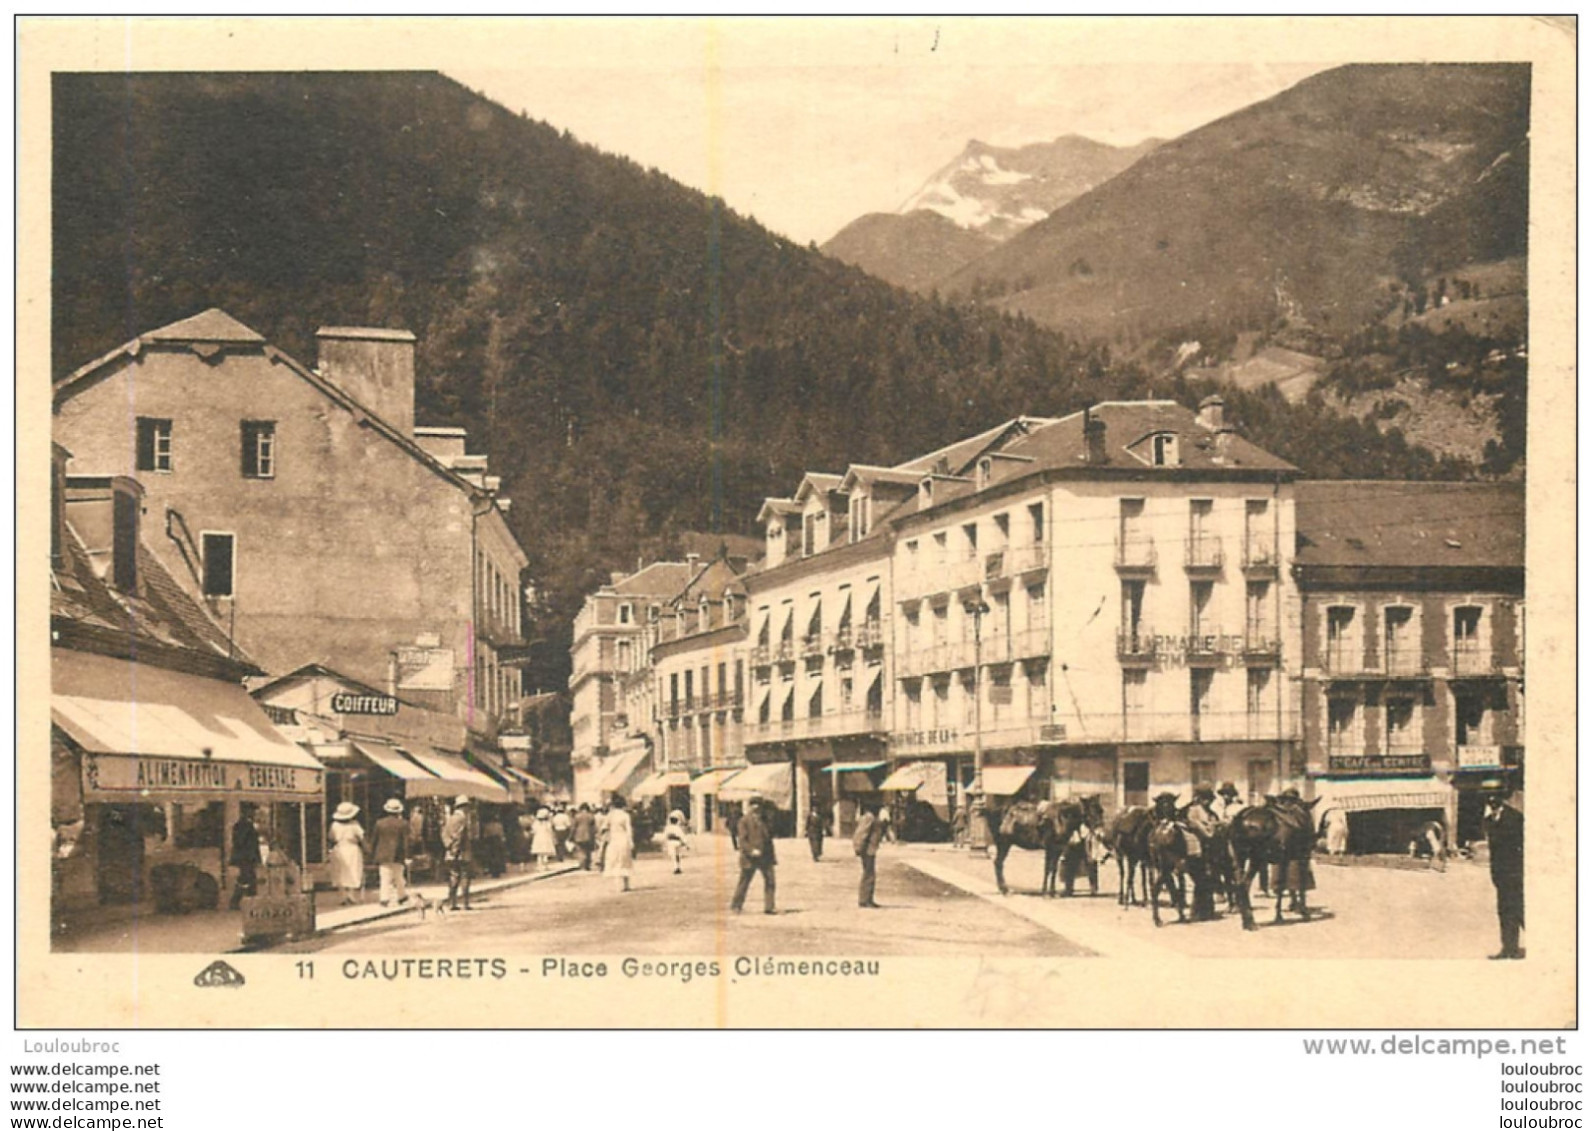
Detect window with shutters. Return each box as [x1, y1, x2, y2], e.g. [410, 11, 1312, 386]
[136, 418, 173, 473]
[241, 421, 276, 478]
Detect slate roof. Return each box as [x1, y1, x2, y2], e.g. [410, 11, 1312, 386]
[1294, 480, 1524, 570]
[52, 523, 257, 678]
[611, 561, 696, 597]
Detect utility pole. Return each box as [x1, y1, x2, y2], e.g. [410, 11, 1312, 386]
[964, 597, 991, 850]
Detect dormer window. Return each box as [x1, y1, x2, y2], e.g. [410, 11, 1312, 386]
[852, 495, 870, 542]
[920, 477, 935, 506]
[978, 457, 993, 488]
[1152, 433, 1180, 467]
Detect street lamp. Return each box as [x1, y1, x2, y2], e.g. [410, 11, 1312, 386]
[963, 598, 992, 850]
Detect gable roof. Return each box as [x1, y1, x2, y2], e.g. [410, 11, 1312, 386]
[1003, 401, 1295, 476]
[53, 309, 516, 519]
[893, 416, 1060, 477]
[52, 522, 258, 680]
[611, 561, 696, 597]
[143, 307, 266, 344]
[1294, 480, 1524, 570]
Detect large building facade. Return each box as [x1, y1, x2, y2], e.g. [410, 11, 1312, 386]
[51, 310, 529, 744]
[886, 399, 1299, 819]
[1295, 481, 1525, 851]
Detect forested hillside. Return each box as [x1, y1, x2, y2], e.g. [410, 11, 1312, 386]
[52, 72, 1476, 685]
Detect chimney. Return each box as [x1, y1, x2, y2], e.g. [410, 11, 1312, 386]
[316, 326, 418, 435]
[64, 475, 144, 593]
[686, 552, 701, 574]
[1198, 394, 1226, 432]
[1083, 405, 1108, 465]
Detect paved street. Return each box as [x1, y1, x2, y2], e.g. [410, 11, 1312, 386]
[276, 837, 1093, 957]
[902, 842, 1505, 960]
[270, 835, 1508, 961]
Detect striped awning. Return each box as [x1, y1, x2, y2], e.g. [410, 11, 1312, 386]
[978, 765, 1036, 797]
[879, 761, 936, 791]
[399, 746, 511, 802]
[631, 771, 691, 799]
[718, 761, 793, 809]
[689, 768, 742, 797]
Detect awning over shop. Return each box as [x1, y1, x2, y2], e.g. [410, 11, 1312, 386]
[689, 768, 741, 797]
[978, 765, 1036, 797]
[350, 739, 441, 783]
[822, 761, 886, 773]
[598, 744, 652, 796]
[632, 771, 692, 800]
[399, 746, 511, 802]
[52, 649, 326, 803]
[879, 762, 936, 791]
[718, 761, 794, 809]
[1312, 777, 1450, 814]
[499, 764, 550, 798]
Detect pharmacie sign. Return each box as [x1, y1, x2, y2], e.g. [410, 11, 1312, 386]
[331, 691, 399, 716]
[82, 754, 323, 799]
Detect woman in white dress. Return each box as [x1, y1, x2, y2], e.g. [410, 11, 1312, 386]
[329, 801, 366, 904]
[530, 807, 557, 871]
[603, 796, 635, 893]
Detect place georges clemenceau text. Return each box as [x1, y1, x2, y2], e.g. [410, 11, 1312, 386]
[308, 955, 883, 983]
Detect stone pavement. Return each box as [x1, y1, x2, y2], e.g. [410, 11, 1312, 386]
[52, 864, 579, 954]
[897, 842, 1505, 960]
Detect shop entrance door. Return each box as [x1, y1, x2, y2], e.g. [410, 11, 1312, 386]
[1122, 761, 1150, 809]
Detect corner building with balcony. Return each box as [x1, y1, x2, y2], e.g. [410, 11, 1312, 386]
[742, 444, 948, 836]
[1295, 481, 1524, 852]
[889, 398, 1301, 819]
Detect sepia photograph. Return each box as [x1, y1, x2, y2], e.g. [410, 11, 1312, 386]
[16, 16, 1576, 1034]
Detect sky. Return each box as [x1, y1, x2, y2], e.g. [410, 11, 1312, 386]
[453, 21, 1330, 246]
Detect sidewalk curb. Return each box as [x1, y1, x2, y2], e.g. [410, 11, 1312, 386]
[232, 865, 581, 952]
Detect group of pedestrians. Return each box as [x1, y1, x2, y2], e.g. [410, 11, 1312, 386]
[730, 797, 892, 915]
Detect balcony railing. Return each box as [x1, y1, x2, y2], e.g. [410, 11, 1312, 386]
[801, 632, 825, 656]
[749, 709, 885, 743]
[1242, 633, 1283, 661]
[1010, 627, 1051, 660]
[830, 625, 854, 652]
[1008, 543, 1050, 576]
[1319, 645, 1367, 675]
[1382, 646, 1429, 677]
[1450, 646, 1499, 677]
[855, 618, 886, 649]
[1184, 536, 1224, 571]
[775, 639, 796, 662]
[1242, 538, 1280, 573]
[1117, 628, 1156, 664]
[1185, 629, 1227, 664]
[751, 642, 773, 666]
[1114, 536, 1157, 572]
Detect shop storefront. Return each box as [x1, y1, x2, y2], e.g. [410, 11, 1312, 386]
[719, 761, 795, 835]
[51, 651, 326, 914]
[687, 767, 744, 834]
[878, 760, 953, 841]
[1309, 776, 1454, 854]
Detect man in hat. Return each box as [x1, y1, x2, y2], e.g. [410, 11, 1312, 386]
[1483, 787, 1524, 959]
[227, 804, 262, 910]
[853, 804, 889, 909]
[571, 803, 597, 871]
[1214, 782, 1244, 823]
[371, 798, 410, 907]
[442, 796, 475, 911]
[730, 798, 776, 915]
[1185, 786, 1220, 841]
